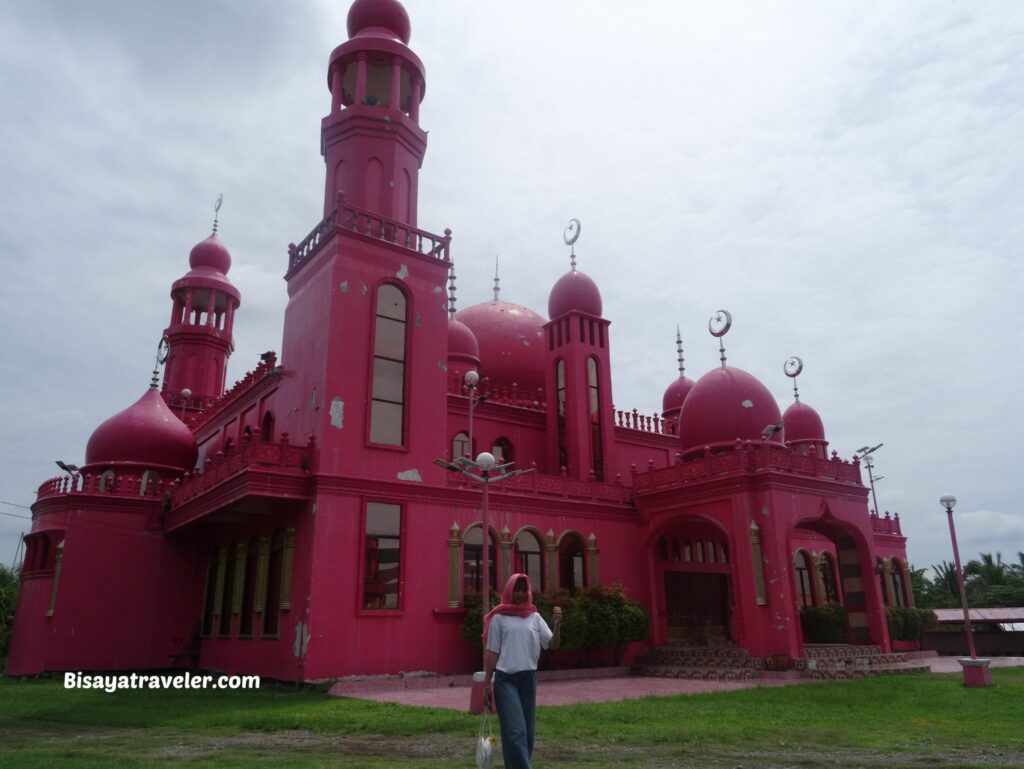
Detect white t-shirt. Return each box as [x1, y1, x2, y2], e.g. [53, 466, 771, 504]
[486, 612, 553, 674]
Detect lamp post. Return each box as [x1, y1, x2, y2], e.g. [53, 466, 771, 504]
[856, 443, 883, 515]
[940, 494, 991, 687]
[180, 388, 192, 421]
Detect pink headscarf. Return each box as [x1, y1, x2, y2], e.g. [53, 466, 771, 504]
[481, 573, 538, 644]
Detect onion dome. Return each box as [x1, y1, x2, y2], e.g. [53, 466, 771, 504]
[783, 400, 826, 443]
[447, 317, 480, 370]
[662, 376, 696, 420]
[548, 269, 602, 318]
[173, 233, 240, 303]
[678, 366, 784, 455]
[85, 388, 198, 472]
[347, 0, 411, 44]
[456, 300, 547, 393]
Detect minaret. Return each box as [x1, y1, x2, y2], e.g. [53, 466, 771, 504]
[321, 0, 427, 224]
[161, 200, 240, 412]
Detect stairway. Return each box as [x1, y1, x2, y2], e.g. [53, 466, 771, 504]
[801, 644, 931, 678]
[633, 643, 759, 680]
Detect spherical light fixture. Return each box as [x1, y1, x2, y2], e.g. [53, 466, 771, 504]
[476, 451, 496, 471]
[939, 494, 957, 511]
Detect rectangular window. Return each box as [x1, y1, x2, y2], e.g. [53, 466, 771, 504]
[363, 502, 401, 610]
[370, 285, 406, 446]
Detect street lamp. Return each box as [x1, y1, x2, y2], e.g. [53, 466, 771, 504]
[856, 443, 883, 515]
[940, 494, 991, 687]
[180, 388, 192, 421]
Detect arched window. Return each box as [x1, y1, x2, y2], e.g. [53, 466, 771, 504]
[671, 537, 681, 562]
[99, 470, 115, 493]
[684, 540, 692, 562]
[239, 537, 259, 636]
[720, 543, 729, 564]
[219, 542, 238, 636]
[370, 284, 407, 445]
[819, 553, 840, 603]
[263, 529, 284, 636]
[260, 411, 275, 441]
[140, 470, 161, 496]
[463, 526, 497, 599]
[587, 357, 604, 480]
[514, 530, 543, 587]
[223, 438, 234, 454]
[891, 560, 907, 607]
[492, 437, 514, 464]
[558, 533, 586, 593]
[795, 551, 815, 607]
[707, 541, 717, 564]
[37, 535, 50, 572]
[452, 432, 471, 460]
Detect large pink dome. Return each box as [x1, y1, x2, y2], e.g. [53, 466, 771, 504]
[347, 0, 411, 44]
[678, 366, 784, 455]
[548, 269, 602, 318]
[85, 388, 198, 472]
[783, 400, 825, 443]
[456, 300, 546, 394]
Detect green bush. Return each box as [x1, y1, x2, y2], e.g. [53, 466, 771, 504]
[885, 606, 937, 642]
[0, 564, 19, 667]
[800, 602, 847, 643]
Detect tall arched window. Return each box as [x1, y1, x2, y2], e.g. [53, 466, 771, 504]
[514, 530, 543, 587]
[452, 432, 471, 460]
[819, 553, 840, 603]
[891, 560, 907, 607]
[239, 537, 259, 636]
[558, 534, 586, 593]
[370, 284, 407, 445]
[463, 526, 497, 599]
[587, 357, 604, 480]
[555, 360, 567, 469]
[263, 529, 284, 636]
[260, 411, 275, 441]
[795, 551, 815, 607]
[219, 542, 238, 637]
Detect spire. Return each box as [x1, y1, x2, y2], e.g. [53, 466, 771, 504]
[676, 326, 685, 378]
[493, 255, 501, 301]
[709, 309, 732, 367]
[151, 337, 169, 389]
[785, 356, 803, 402]
[564, 218, 581, 271]
[211, 193, 223, 235]
[448, 262, 457, 320]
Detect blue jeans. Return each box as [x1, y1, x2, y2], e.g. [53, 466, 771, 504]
[493, 669, 537, 769]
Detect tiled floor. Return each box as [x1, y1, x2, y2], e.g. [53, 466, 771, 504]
[341, 656, 1024, 711]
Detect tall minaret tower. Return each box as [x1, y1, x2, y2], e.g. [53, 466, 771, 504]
[161, 202, 240, 412]
[321, 0, 427, 224]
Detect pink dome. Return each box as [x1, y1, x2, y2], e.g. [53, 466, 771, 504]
[783, 400, 826, 443]
[347, 0, 411, 44]
[662, 376, 696, 416]
[456, 300, 546, 393]
[85, 388, 198, 472]
[678, 366, 784, 455]
[447, 318, 480, 366]
[548, 270, 602, 318]
[189, 234, 231, 274]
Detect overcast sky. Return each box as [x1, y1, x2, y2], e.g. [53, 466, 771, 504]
[1, 1, 1022, 577]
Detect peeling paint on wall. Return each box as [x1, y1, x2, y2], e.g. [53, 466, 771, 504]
[360, 281, 367, 295]
[310, 388, 318, 411]
[415, 313, 422, 327]
[761, 506, 771, 516]
[438, 360, 447, 371]
[293, 620, 310, 658]
[397, 468, 422, 482]
[339, 280, 349, 293]
[741, 399, 754, 408]
[329, 397, 344, 428]
[396, 264, 409, 280]
[433, 286, 442, 294]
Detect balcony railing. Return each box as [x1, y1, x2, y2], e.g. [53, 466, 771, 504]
[287, 192, 451, 277]
[36, 472, 167, 502]
[445, 370, 545, 411]
[443, 462, 630, 504]
[184, 353, 279, 431]
[615, 408, 673, 436]
[869, 511, 903, 536]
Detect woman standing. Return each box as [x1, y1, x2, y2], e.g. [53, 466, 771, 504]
[482, 573, 562, 769]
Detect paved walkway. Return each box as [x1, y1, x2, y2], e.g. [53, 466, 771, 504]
[340, 656, 1024, 711]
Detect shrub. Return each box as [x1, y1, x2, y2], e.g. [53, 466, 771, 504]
[800, 602, 847, 643]
[0, 564, 19, 667]
[886, 606, 937, 641]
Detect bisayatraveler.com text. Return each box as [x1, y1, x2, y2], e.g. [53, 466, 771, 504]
[64, 672, 260, 693]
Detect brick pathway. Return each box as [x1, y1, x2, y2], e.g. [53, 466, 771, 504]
[337, 656, 1024, 711]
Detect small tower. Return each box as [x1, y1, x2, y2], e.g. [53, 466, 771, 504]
[543, 220, 615, 480]
[161, 205, 240, 411]
[321, 0, 427, 224]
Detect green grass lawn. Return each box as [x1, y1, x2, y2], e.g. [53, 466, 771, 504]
[2, 670, 1023, 768]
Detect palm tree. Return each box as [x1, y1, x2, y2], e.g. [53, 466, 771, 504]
[964, 552, 1010, 589]
[932, 560, 959, 600]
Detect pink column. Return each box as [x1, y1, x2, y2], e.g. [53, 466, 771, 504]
[183, 289, 194, 325]
[409, 77, 421, 121]
[205, 291, 216, 327]
[331, 68, 342, 113]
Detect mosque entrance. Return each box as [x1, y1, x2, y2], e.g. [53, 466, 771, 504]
[664, 572, 731, 645]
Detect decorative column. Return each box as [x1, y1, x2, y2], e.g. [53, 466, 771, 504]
[281, 526, 296, 610]
[881, 558, 895, 607]
[500, 526, 513, 585]
[212, 546, 227, 619]
[254, 535, 270, 614]
[409, 77, 422, 121]
[545, 529, 558, 591]
[586, 532, 600, 587]
[447, 522, 461, 608]
[331, 68, 343, 113]
[749, 521, 766, 605]
[231, 542, 247, 614]
[390, 56, 402, 110]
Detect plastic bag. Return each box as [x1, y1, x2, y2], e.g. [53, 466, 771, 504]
[475, 709, 498, 769]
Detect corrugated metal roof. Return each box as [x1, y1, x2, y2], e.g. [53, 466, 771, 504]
[933, 608, 1024, 623]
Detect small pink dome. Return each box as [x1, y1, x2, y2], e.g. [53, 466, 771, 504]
[448, 318, 480, 365]
[456, 300, 546, 393]
[662, 376, 696, 416]
[678, 366, 784, 455]
[189, 234, 231, 274]
[548, 270, 602, 318]
[783, 400, 826, 443]
[85, 388, 198, 472]
[347, 0, 411, 44]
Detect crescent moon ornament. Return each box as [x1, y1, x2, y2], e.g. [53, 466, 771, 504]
[784, 356, 803, 378]
[708, 309, 732, 338]
[214, 193, 223, 214]
[563, 218, 581, 246]
[157, 336, 170, 365]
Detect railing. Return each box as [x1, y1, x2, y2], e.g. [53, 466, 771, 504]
[186, 353, 279, 431]
[287, 192, 451, 276]
[169, 432, 317, 507]
[633, 441, 862, 493]
[869, 511, 903, 536]
[36, 472, 167, 502]
[615, 408, 673, 436]
[443, 462, 630, 504]
[445, 370, 545, 411]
